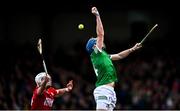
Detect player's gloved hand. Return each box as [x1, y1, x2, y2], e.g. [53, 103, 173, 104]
[65, 80, 73, 92]
[91, 7, 100, 16]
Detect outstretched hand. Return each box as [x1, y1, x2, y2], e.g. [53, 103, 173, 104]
[131, 43, 142, 51]
[91, 7, 99, 16]
[66, 80, 73, 92]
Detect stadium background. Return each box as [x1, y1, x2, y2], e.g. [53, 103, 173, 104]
[0, 0, 179, 110]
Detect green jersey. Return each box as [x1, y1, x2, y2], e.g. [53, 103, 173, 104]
[90, 47, 118, 87]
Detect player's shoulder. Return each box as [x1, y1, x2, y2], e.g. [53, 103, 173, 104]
[48, 86, 55, 89]
[47, 87, 57, 95]
[48, 87, 56, 91]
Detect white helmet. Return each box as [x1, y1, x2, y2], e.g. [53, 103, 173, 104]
[35, 72, 51, 87]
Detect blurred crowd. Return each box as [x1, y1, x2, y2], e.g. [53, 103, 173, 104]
[0, 40, 179, 110]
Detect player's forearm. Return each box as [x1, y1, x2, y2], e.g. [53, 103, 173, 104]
[111, 43, 142, 60]
[96, 15, 104, 38]
[118, 48, 134, 59]
[96, 15, 104, 49]
[37, 80, 47, 95]
[55, 88, 69, 97]
[111, 48, 135, 60]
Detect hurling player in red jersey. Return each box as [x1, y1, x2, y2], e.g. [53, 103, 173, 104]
[31, 72, 73, 110]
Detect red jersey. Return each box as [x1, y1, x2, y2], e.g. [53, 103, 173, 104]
[31, 87, 57, 110]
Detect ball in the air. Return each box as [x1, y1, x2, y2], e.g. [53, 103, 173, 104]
[78, 24, 84, 30]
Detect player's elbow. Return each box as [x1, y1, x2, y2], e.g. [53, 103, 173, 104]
[97, 33, 104, 38]
[97, 27, 104, 37]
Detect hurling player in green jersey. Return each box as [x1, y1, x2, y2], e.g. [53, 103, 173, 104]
[86, 7, 142, 111]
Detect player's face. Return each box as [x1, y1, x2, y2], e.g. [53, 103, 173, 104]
[46, 76, 52, 87]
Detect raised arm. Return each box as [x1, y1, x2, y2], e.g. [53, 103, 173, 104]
[111, 43, 142, 61]
[55, 80, 73, 97]
[36, 76, 48, 95]
[92, 7, 104, 50]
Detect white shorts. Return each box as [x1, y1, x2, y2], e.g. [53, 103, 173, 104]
[93, 85, 117, 111]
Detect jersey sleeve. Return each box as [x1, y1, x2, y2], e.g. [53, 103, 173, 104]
[48, 87, 58, 97]
[33, 88, 38, 97]
[31, 88, 38, 106]
[109, 55, 112, 59]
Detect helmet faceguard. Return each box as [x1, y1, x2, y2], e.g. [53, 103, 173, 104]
[35, 72, 52, 87]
